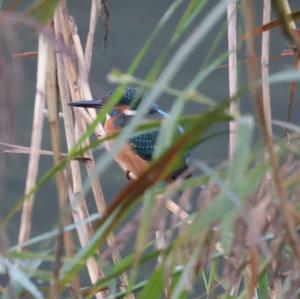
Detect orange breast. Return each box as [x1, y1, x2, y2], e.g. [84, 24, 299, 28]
[104, 113, 149, 179]
[104, 115, 118, 135]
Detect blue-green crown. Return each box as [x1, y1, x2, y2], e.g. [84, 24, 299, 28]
[108, 86, 143, 109]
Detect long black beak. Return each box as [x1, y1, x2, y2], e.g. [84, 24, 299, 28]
[68, 99, 103, 109]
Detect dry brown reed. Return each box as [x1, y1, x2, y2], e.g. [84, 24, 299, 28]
[17, 35, 47, 251]
[54, 4, 105, 298]
[46, 36, 80, 299]
[243, 0, 300, 291]
[54, 1, 136, 297]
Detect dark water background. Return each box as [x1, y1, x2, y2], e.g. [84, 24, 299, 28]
[2, 0, 299, 248]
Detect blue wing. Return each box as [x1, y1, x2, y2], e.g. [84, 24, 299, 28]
[130, 131, 158, 161]
[130, 106, 191, 169]
[130, 129, 190, 160]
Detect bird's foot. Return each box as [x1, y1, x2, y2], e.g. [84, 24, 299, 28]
[126, 169, 133, 180]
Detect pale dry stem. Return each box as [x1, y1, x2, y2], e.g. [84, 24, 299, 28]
[227, 0, 239, 160]
[17, 34, 47, 251]
[85, 0, 100, 74]
[46, 37, 80, 299]
[54, 5, 105, 297]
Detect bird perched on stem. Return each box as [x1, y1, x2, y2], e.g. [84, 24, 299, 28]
[69, 86, 191, 181]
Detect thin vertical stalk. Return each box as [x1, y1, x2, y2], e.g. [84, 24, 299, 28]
[17, 34, 47, 251]
[261, 0, 272, 136]
[227, 0, 239, 159]
[46, 36, 79, 299]
[281, 0, 299, 129]
[260, 0, 274, 220]
[85, 0, 100, 74]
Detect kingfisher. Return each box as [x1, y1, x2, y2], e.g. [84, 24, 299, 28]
[69, 86, 190, 181]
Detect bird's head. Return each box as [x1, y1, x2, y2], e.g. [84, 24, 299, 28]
[107, 86, 143, 110]
[68, 86, 168, 117]
[69, 86, 141, 111]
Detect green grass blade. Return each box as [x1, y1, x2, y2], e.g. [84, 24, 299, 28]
[26, 0, 61, 22]
[138, 265, 165, 299]
[1, 257, 43, 299]
[147, 0, 209, 82]
[127, 0, 185, 75]
[229, 116, 254, 189]
[257, 271, 269, 299]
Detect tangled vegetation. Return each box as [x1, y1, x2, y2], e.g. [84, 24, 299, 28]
[1, 0, 300, 298]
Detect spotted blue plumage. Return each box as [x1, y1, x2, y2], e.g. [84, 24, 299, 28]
[130, 132, 158, 161]
[110, 86, 191, 178]
[108, 86, 143, 109]
[69, 86, 191, 179]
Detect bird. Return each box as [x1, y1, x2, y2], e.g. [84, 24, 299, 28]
[69, 86, 191, 181]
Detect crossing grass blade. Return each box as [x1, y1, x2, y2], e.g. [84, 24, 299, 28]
[26, 0, 61, 21]
[257, 270, 269, 299]
[58, 103, 230, 287]
[127, 0, 186, 75]
[138, 266, 165, 299]
[146, 0, 209, 82]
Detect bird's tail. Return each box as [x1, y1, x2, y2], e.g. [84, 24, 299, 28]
[169, 162, 192, 182]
